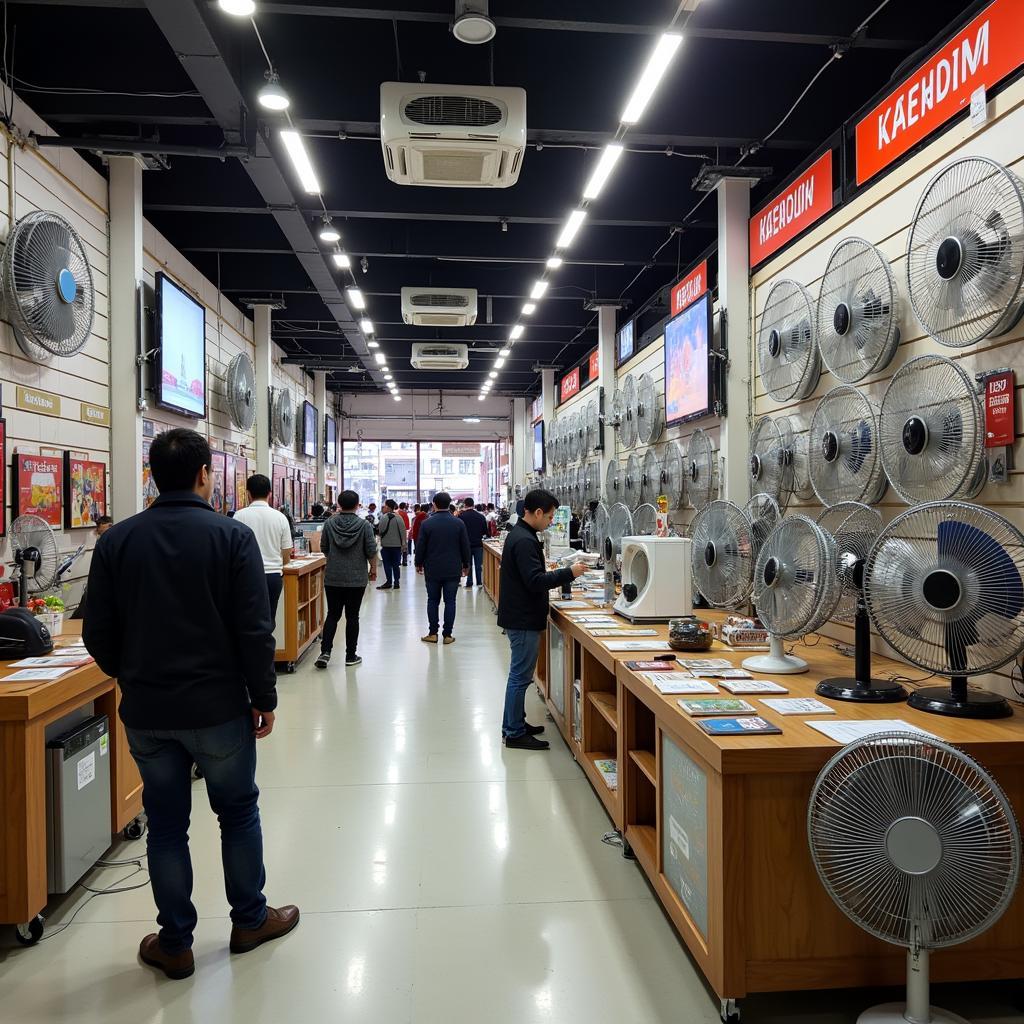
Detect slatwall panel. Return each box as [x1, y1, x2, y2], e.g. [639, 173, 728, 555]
[750, 74, 1024, 700]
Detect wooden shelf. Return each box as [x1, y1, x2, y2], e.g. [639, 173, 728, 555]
[626, 824, 656, 871]
[629, 749, 657, 787]
[588, 690, 618, 730]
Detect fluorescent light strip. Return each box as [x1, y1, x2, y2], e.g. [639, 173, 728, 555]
[530, 280, 549, 300]
[498, 348, 511, 357]
[346, 287, 366, 310]
[522, 302, 536, 315]
[555, 209, 587, 249]
[367, 340, 379, 349]
[374, 352, 386, 365]
[495, 357, 506, 368]
[279, 129, 321, 194]
[478, 394, 486, 401]
[359, 318, 374, 334]
[510, 324, 524, 340]
[583, 143, 625, 200]
[546, 256, 563, 269]
[489, 371, 498, 379]
[332, 252, 351, 269]
[393, 394, 402, 402]
[621, 33, 683, 125]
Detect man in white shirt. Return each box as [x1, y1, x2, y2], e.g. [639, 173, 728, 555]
[233, 474, 294, 621]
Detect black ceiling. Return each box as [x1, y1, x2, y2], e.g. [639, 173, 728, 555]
[7, 0, 973, 395]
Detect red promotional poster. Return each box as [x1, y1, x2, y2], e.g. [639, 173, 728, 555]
[210, 450, 226, 513]
[141, 440, 158, 509]
[560, 367, 580, 402]
[64, 455, 108, 529]
[224, 453, 237, 514]
[272, 463, 287, 508]
[749, 150, 833, 267]
[984, 369, 1015, 448]
[587, 349, 599, 382]
[13, 453, 63, 527]
[235, 458, 248, 511]
[670, 260, 708, 317]
[855, 0, 1024, 185]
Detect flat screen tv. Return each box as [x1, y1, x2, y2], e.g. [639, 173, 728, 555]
[664, 291, 712, 427]
[324, 414, 336, 465]
[302, 401, 317, 458]
[155, 271, 206, 418]
[533, 421, 545, 472]
[616, 319, 634, 364]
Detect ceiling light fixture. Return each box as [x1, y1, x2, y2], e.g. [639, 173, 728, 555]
[546, 256, 563, 269]
[452, 0, 496, 45]
[374, 352, 386, 365]
[279, 129, 320, 194]
[498, 347, 511, 357]
[319, 216, 340, 243]
[478, 394, 486, 401]
[522, 302, 536, 315]
[218, 0, 255, 15]
[393, 394, 402, 402]
[331, 252, 351, 269]
[359, 318, 374, 334]
[555, 209, 587, 249]
[621, 33, 683, 124]
[489, 371, 498, 379]
[510, 324, 524, 340]
[258, 70, 291, 112]
[384, 373, 392, 380]
[530, 280, 549, 300]
[463, 416, 481, 423]
[583, 143, 625, 199]
[495, 357, 505, 368]
[346, 287, 366, 310]
[367, 340, 380, 348]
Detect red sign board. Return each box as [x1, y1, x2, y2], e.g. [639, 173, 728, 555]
[749, 150, 833, 267]
[560, 367, 580, 402]
[856, 0, 1024, 185]
[985, 370, 1016, 447]
[587, 349, 599, 382]
[670, 260, 708, 316]
[13, 453, 63, 527]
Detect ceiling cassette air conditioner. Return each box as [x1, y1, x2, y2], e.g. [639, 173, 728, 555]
[380, 82, 527, 188]
[401, 287, 478, 327]
[410, 343, 469, 370]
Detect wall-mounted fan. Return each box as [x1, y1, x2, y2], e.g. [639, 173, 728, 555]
[749, 416, 790, 510]
[809, 385, 887, 506]
[226, 352, 257, 431]
[273, 388, 294, 447]
[569, 410, 581, 462]
[878, 354, 985, 504]
[686, 428, 717, 509]
[907, 156, 1024, 348]
[744, 493, 781, 559]
[640, 448, 661, 506]
[623, 451, 641, 508]
[816, 500, 871, 536]
[809, 733, 1020, 1024]
[635, 372, 663, 446]
[584, 398, 599, 453]
[545, 429, 557, 470]
[864, 501, 1024, 719]
[2, 211, 96, 362]
[780, 414, 816, 502]
[757, 279, 821, 402]
[817, 236, 901, 383]
[690, 499, 756, 608]
[661, 442, 685, 509]
[632, 502, 658, 537]
[604, 459, 623, 504]
[618, 373, 638, 448]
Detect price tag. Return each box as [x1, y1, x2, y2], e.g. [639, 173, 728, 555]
[984, 369, 1015, 447]
[970, 86, 988, 127]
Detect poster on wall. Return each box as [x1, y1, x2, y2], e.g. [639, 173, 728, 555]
[141, 440, 158, 509]
[210, 450, 226, 513]
[63, 454, 107, 529]
[224, 454, 238, 514]
[272, 463, 286, 509]
[235, 458, 249, 511]
[13, 453, 63, 527]
[0, 420, 7, 536]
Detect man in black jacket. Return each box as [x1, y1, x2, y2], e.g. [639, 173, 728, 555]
[497, 489, 587, 749]
[414, 491, 470, 644]
[84, 428, 298, 981]
[459, 497, 489, 589]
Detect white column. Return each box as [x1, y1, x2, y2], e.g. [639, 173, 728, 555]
[253, 304, 273, 476]
[313, 370, 327, 499]
[511, 396, 526, 491]
[716, 177, 753, 503]
[541, 368, 555, 429]
[108, 156, 144, 523]
[596, 305, 617, 489]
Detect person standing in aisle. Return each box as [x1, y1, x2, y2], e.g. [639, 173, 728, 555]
[414, 491, 469, 645]
[233, 474, 294, 622]
[83, 428, 298, 980]
[459, 497, 489, 589]
[365, 502, 377, 530]
[376, 498, 407, 590]
[316, 489, 377, 669]
[397, 501, 411, 566]
[498, 488, 587, 750]
[411, 503, 428, 553]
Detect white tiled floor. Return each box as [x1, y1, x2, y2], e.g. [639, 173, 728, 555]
[1, 577, 1020, 1022]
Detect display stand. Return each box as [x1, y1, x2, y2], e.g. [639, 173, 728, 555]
[275, 555, 325, 673]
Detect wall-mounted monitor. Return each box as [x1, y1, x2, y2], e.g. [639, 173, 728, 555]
[302, 401, 317, 458]
[616, 319, 635, 365]
[324, 414, 336, 465]
[533, 421, 545, 472]
[155, 271, 206, 419]
[664, 291, 712, 427]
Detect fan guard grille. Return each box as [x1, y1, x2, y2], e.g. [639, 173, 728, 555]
[226, 353, 257, 431]
[809, 385, 887, 506]
[686, 428, 716, 509]
[757, 279, 821, 402]
[662, 442, 685, 509]
[691, 500, 755, 607]
[10, 513, 60, 593]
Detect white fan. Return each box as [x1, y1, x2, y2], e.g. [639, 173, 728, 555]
[809, 385, 887, 506]
[604, 459, 623, 504]
[640, 448, 661, 506]
[584, 398, 599, 453]
[623, 451, 641, 509]
[632, 502, 658, 537]
[226, 352, 258, 431]
[686, 428, 717, 509]
[748, 416, 791, 510]
[690, 499, 757, 608]
[618, 373, 638, 448]
[744, 493, 781, 560]
[635, 372, 663, 445]
[273, 389, 294, 447]
[757, 279, 821, 402]
[662, 442, 686, 509]
[605, 502, 634, 562]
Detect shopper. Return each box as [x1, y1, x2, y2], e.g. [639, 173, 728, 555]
[316, 489, 377, 669]
[411, 503, 428, 550]
[376, 498, 407, 590]
[83, 428, 297, 980]
[233, 474, 294, 622]
[459, 497, 489, 589]
[414, 491, 469, 644]
[397, 502, 411, 566]
[365, 502, 377, 530]
[95, 514, 114, 537]
[497, 488, 587, 750]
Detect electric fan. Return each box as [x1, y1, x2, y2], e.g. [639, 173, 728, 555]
[632, 502, 657, 537]
[623, 451, 641, 509]
[226, 352, 257, 431]
[545, 429, 557, 470]
[584, 398, 599, 453]
[576, 411, 587, 461]
[816, 237, 901, 383]
[906, 156, 1024, 348]
[815, 504, 906, 703]
[745, 515, 839, 674]
[864, 501, 1024, 719]
[780, 414, 816, 502]
[757, 279, 821, 402]
[878, 354, 985, 504]
[2, 210, 96, 362]
[604, 459, 623, 504]
[609, 386, 625, 445]
[580, 460, 593, 505]
[568, 410, 580, 462]
[10, 514, 61, 606]
[690, 499, 756, 608]
[641, 448, 661, 506]
[816, 500, 871, 537]
[272, 389, 294, 447]
[635, 372, 663, 445]
[809, 385, 888, 506]
[619, 373, 638, 448]
[749, 416, 791, 510]
[573, 465, 585, 510]
[744, 493, 781, 559]
[662, 442, 685, 508]
[809, 732, 1021, 1024]
[584, 501, 609, 556]
[686, 428, 717, 509]
[604, 502, 634, 563]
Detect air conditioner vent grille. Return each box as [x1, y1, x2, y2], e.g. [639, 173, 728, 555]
[404, 95, 502, 127]
[411, 293, 467, 307]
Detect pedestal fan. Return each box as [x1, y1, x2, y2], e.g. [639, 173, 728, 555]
[686, 428, 717, 509]
[809, 732, 1020, 1024]
[9, 514, 77, 607]
[809, 385, 888, 506]
[757, 279, 821, 402]
[864, 501, 1024, 719]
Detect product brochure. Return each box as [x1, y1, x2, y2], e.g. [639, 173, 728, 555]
[603, 640, 672, 651]
[623, 659, 681, 671]
[3, 667, 76, 681]
[10, 655, 94, 667]
[678, 658, 734, 671]
[643, 674, 718, 694]
[807, 720, 937, 743]
[699, 716, 783, 736]
[720, 679, 789, 694]
[593, 758, 618, 791]
[678, 698, 757, 716]
[588, 628, 659, 637]
[760, 698, 836, 716]
[551, 600, 591, 609]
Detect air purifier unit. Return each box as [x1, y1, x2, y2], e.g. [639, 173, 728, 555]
[614, 536, 692, 623]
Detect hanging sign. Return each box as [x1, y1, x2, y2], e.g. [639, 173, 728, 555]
[442, 442, 480, 458]
[560, 367, 580, 402]
[749, 150, 833, 267]
[855, 0, 1024, 185]
[984, 369, 1015, 447]
[670, 259, 708, 316]
[587, 349, 599, 382]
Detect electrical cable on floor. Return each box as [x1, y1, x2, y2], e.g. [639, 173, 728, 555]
[601, 831, 624, 849]
[37, 866, 151, 944]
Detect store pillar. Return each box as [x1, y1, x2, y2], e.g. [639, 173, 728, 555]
[253, 304, 273, 477]
[511, 397, 527, 492]
[596, 304, 617, 491]
[314, 370, 327, 499]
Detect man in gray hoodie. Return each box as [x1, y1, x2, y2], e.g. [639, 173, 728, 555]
[315, 489, 377, 669]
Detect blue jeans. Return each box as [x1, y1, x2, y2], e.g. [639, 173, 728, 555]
[502, 629, 542, 739]
[381, 547, 402, 586]
[125, 716, 267, 954]
[467, 547, 483, 587]
[425, 576, 459, 637]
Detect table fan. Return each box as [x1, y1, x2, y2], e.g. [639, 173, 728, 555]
[604, 459, 623, 504]
[746, 515, 839, 674]
[749, 415, 791, 511]
[809, 732, 1020, 1024]
[690, 499, 757, 609]
[583, 501, 608, 557]
[631, 502, 657, 537]
[744, 493, 781, 558]
[780, 413, 816, 502]
[809, 385, 888, 506]
[9, 514, 67, 607]
[864, 501, 1024, 719]
[686, 428, 717, 509]
[661, 442, 686, 509]
[757, 278, 821, 402]
[602, 501, 634, 604]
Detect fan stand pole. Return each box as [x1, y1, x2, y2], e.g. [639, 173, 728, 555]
[816, 601, 907, 703]
[742, 634, 808, 675]
[858, 946, 970, 1024]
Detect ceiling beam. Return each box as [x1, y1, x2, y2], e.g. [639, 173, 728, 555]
[223, 287, 606, 302]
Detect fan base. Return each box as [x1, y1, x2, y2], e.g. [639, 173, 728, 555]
[816, 677, 907, 703]
[908, 685, 1012, 720]
[742, 651, 808, 675]
[857, 1003, 968, 1024]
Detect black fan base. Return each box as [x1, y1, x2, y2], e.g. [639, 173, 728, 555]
[816, 677, 907, 703]
[908, 685, 1012, 719]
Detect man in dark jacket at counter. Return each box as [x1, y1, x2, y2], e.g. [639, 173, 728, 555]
[459, 497, 489, 589]
[497, 488, 587, 750]
[84, 428, 298, 981]
[414, 491, 470, 644]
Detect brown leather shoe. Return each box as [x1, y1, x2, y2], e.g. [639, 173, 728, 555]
[443, 635, 455, 645]
[421, 633, 438, 643]
[229, 905, 300, 954]
[139, 933, 195, 980]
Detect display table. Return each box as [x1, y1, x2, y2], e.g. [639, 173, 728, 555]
[0, 622, 143, 937]
[275, 555, 325, 673]
[482, 538, 503, 605]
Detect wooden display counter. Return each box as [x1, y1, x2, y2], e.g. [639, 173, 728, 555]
[0, 623, 143, 938]
[482, 538, 502, 605]
[275, 555, 325, 673]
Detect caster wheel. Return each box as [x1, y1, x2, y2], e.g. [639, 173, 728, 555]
[123, 817, 146, 841]
[720, 999, 740, 1023]
[191, 763, 204, 781]
[621, 839, 636, 861]
[285, 663, 296, 674]
[15, 915, 44, 946]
